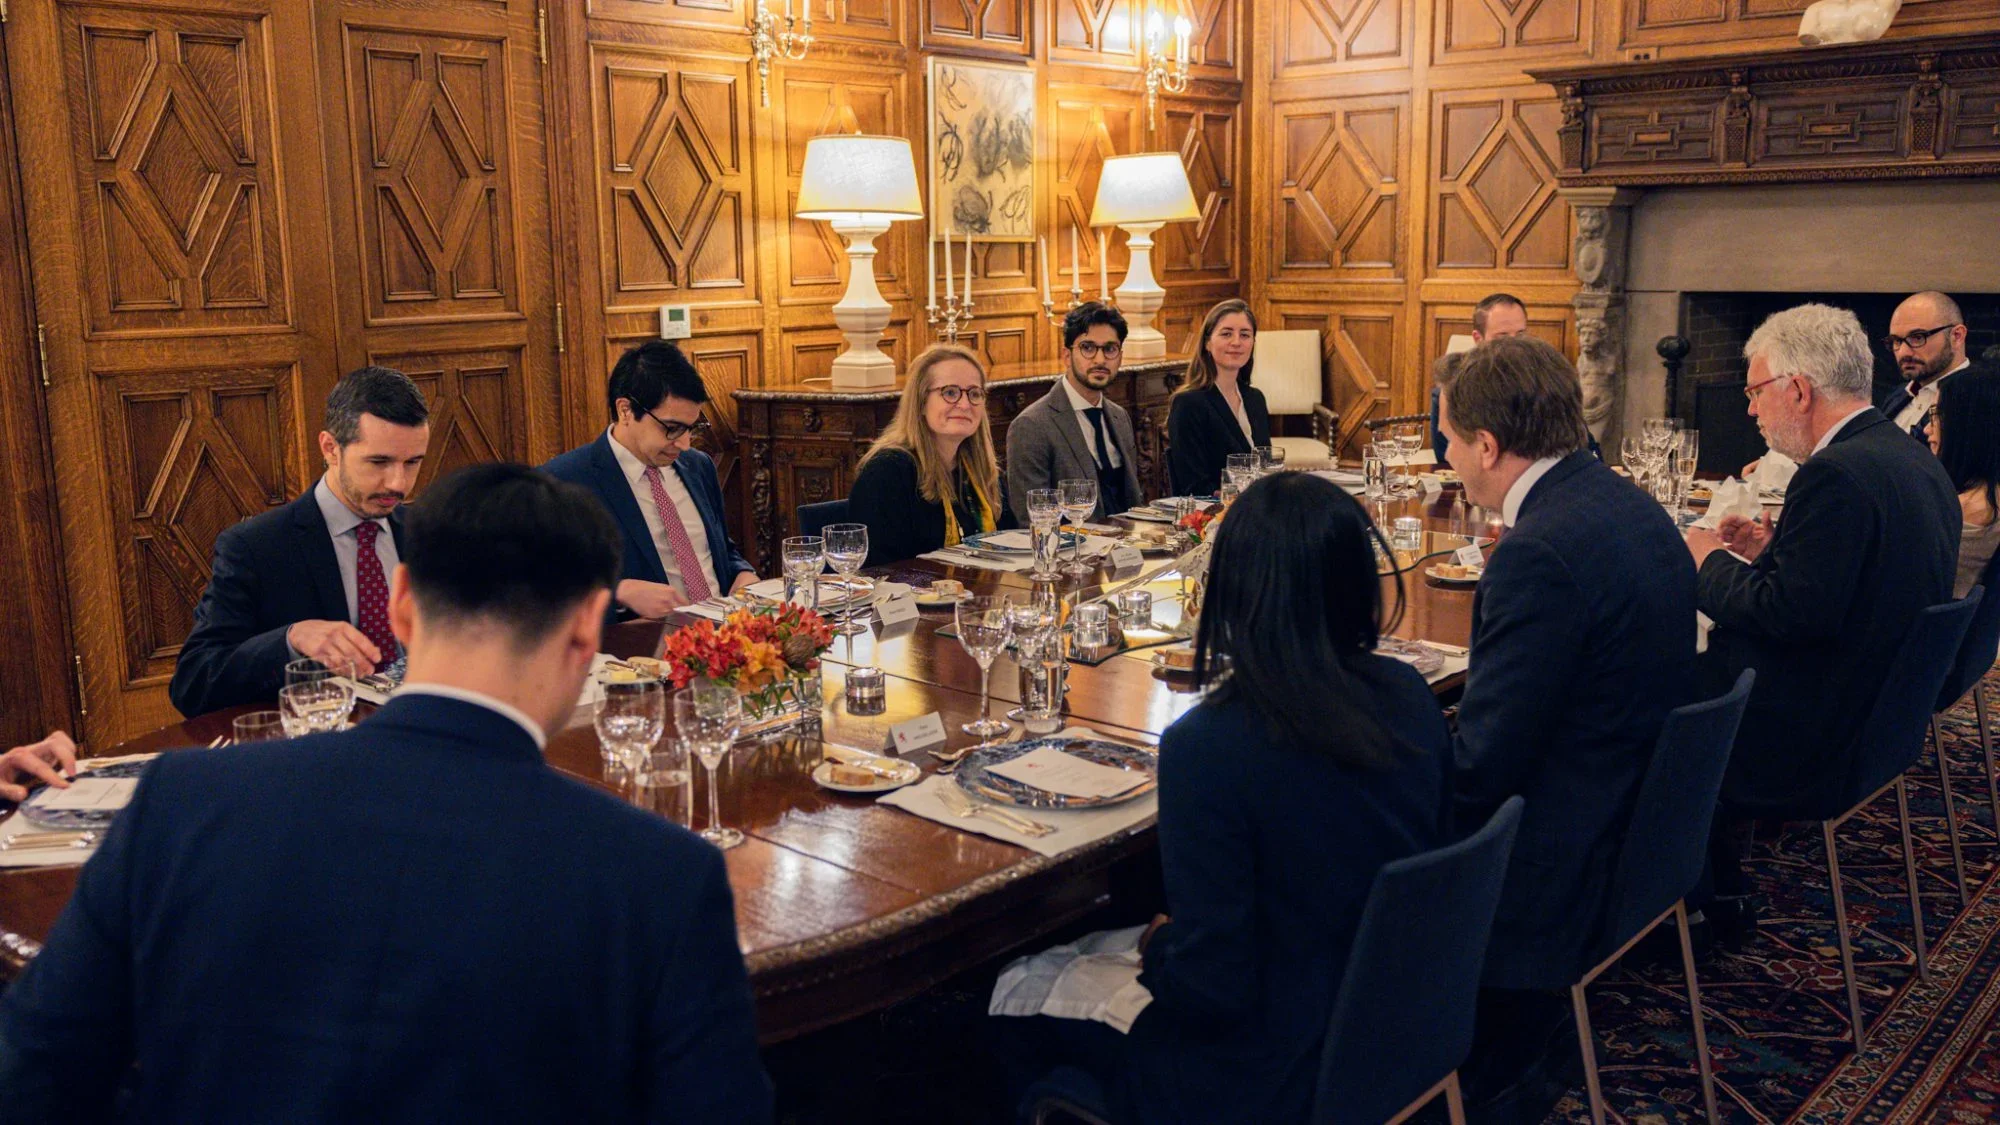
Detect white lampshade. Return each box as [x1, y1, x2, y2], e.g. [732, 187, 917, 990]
[795, 134, 924, 222]
[1090, 152, 1200, 227]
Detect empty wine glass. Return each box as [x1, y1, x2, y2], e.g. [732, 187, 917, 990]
[1394, 425, 1424, 493]
[596, 676, 665, 775]
[677, 683, 745, 850]
[1257, 445, 1286, 474]
[781, 535, 825, 610]
[955, 594, 1014, 738]
[1058, 478, 1097, 575]
[1225, 453, 1259, 491]
[822, 523, 869, 636]
[279, 679, 353, 736]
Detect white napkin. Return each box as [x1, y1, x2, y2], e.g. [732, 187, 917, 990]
[878, 727, 1158, 858]
[1697, 611, 1715, 655]
[1692, 478, 1763, 529]
[1749, 451, 1797, 495]
[0, 812, 98, 868]
[920, 549, 1034, 572]
[990, 923, 1154, 1033]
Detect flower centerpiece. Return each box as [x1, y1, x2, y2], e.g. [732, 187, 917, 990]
[1173, 503, 1226, 628]
[658, 603, 835, 730]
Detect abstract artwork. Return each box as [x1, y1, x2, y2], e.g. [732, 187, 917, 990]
[926, 57, 1034, 241]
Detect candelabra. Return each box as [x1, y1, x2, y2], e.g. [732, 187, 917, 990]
[928, 293, 974, 345]
[1143, 11, 1192, 131]
[1041, 282, 1088, 325]
[750, 0, 812, 109]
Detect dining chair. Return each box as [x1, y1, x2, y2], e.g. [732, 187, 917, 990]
[1569, 670, 1754, 1125]
[1025, 797, 1525, 1125]
[1361, 413, 1431, 441]
[1926, 565, 2000, 904]
[1251, 329, 1340, 463]
[1795, 593, 1981, 1048]
[796, 499, 849, 540]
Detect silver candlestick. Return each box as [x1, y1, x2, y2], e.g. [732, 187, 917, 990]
[928, 294, 974, 344]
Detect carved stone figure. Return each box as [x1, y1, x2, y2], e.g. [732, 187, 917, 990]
[1575, 207, 1611, 291]
[1575, 314, 1619, 435]
[1798, 0, 1902, 46]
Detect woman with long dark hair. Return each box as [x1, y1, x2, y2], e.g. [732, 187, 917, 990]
[992, 473, 1449, 1124]
[1166, 299, 1269, 496]
[1931, 363, 2000, 597]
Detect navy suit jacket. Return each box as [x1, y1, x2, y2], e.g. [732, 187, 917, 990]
[1453, 450, 1696, 989]
[0, 694, 773, 1124]
[541, 434, 754, 615]
[169, 488, 400, 718]
[1126, 664, 1449, 1125]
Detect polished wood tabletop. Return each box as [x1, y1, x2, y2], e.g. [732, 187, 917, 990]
[0, 487, 1485, 1043]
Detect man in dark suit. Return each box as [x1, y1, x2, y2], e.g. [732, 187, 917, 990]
[1441, 337, 1697, 1119]
[1877, 290, 1972, 443]
[1431, 293, 1529, 462]
[1006, 302, 1144, 523]
[0, 463, 774, 1123]
[1688, 303, 1959, 926]
[543, 341, 755, 620]
[169, 367, 430, 717]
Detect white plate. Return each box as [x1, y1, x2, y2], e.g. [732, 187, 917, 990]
[1424, 565, 1483, 585]
[913, 587, 971, 607]
[812, 758, 921, 793]
[1117, 508, 1175, 523]
[1151, 648, 1196, 674]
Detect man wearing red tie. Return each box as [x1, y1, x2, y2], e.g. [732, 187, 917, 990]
[542, 341, 758, 619]
[169, 367, 429, 717]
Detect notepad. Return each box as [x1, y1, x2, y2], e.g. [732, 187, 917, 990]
[34, 778, 137, 813]
[986, 746, 1146, 800]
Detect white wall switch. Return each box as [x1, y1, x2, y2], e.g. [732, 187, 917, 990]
[659, 305, 691, 340]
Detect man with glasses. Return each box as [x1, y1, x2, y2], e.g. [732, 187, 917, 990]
[543, 341, 757, 620]
[1881, 290, 1973, 441]
[1006, 302, 1145, 522]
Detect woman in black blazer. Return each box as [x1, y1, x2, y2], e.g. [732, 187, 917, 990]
[996, 474, 1451, 1124]
[1167, 298, 1270, 496]
[847, 344, 1009, 567]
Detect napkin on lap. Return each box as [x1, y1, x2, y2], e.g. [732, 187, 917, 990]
[1693, 478, 1762, 529]
[1749, 451, 1796, 494]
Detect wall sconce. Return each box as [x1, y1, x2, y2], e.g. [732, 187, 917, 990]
[751, 0, 812, 109]
[1143, 8, 1191, 131]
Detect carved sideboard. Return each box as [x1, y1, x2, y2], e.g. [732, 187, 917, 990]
[730, 358, 1186, 575]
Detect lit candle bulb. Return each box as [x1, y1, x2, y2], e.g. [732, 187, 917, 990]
[1175, 15, 1191, 63]
[1097, 229, 1109, 300]
[1146, 9, 1164, 50]
[1068, 225, 1080, 295]
[1038, 235, 1051, 306]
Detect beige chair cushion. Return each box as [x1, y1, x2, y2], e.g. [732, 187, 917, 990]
[1253, 329, 1323, 417]
[1269, 434, 1333, 469]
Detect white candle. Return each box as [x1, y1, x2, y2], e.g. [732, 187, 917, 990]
[963, 229, 974, 302]
[927, 228, 937, 311]
[802, 0, 811, 25]
[1038, 236, 1051, 305]
[1176, 16, 1190, 62]
[785, 0, 792, 18]
[1097, 229, 1109, 300]
[944, 222, 954, 301]
[1068, 225, 1080, 294]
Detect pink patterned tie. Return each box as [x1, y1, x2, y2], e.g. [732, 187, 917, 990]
[352, 519, 399, 663]
[643, 466, 714, 602]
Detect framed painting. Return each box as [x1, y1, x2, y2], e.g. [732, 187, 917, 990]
[926, 56, 1035, 242]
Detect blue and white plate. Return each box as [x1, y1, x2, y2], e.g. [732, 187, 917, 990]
[955, 737, 1158, 809]
[19, 758, 152, 830]
[960, 529, 1083, 554]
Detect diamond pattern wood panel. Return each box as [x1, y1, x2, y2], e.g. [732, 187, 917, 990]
[1277, 0, 1408, 77]
[1157, 101, 1237, 282]
[924, 0, 1030, 54]
[1272, 94, 1405, 277]
[370, 347, 525, 491]
[1050, 88, 1144, 299]
[1271, 302, 1399, 456]
[1431, 89, 1570, 273]
[589, 0, 745, 31]
[1435, 0, 1589, 65]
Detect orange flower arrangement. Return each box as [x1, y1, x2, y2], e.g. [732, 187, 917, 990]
[1176, 503, 1225, 545]
[658, 603, 834, 693]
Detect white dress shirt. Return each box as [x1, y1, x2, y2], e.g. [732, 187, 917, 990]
[394, 682, 548, 749]
[1892, 358, 1971, 432]
[313, 476, 398, 623]
[1810, 404, 1873, 457]
[1501, 456, 1563, 528]
[606, 429, 716, 595]
[1062, 377, 1121, 470]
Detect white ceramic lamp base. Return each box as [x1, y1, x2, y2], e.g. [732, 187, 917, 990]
[1110, 222, 1167, 360]
[827, 220, 897, 389]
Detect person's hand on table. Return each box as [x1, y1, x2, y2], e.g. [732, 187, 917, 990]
[729, 570, 759, 596]
[1717, 513, 1774, 561]
[1741, 457, 1762, 476]
[0, 731, 78, 802]
[617, 579, 690, 620]
[286, 620, 380, 676]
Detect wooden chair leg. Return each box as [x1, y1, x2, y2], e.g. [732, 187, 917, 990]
[1675, 901, 1721, 1122]
[1824, 822, 1868, 1047]
[1933, 717, 1970, 906]
[1895, 777, 1932, 984]
[1443, 1072, 1467, 1125]
[1572, 982, 1606, 1125]
[1977, 686, 1999, 835]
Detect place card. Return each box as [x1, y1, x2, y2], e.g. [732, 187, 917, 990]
[888, 711, 947, 756]
[1455, 545, 1486, 569]
[986, 745, 1146, 800]
[33, 777, 137, 813]
[876, 595, 919, 628]
[1108, 545, 1144, 572]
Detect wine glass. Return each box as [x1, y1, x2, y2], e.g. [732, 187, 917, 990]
[1058, 478, 1097, 575]
[1257, 445, 1286, 474]
[285, 657, 355, 689]
[955, 594, 1014, 738]
[1026, 488, 1063, 580]
[1224, 453, 1259, 491]
[1394, 424, 1424, 493]
[781, 535, 825, 610]
[596, 676, 665, 775]
[676, 683, 745, 850]
[232, 711, 286, 743]
[279, 679, 353, 736]
[821, 523, 869, 636]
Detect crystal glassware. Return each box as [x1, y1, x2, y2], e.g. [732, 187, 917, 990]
[1257, 445, 1286, 474]
[1225, 453, 1259, 491]
[1005, 599, 1063, 729]
[232, 710, 286, 743]
[1027, 487, 1063, 580]
[633, 736, 692, 828]
[596, 676, 665, 774]
[1058, 478, 1097, 576]
[677, 683, 745, 849]
[1363, 443, 1389, 500]
[279, 679, 353, 736]
[955, 594, 1014, 738]
[781, 535, 825, 610]
[821, 523, 869, 636]
[285, 657, 354, 689]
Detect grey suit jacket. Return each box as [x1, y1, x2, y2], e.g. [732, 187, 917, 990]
[1006, 380, 1145, 523]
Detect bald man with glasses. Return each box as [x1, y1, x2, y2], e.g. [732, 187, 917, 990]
[1881, 290, 1973, 442]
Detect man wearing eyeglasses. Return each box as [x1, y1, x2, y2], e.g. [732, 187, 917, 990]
[1005, 302, 1145, 523]
[543, 341, 757, 620]
[1880, 291, 1973, 442]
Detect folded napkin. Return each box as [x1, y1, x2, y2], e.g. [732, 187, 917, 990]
[1750, 450, 1797, 495]
[878, 727, 1158, 858]
[1697, 611, 1714, 655]
[0, 811, 98, 868]
[990, 923, 1154, 1033]
[1692, 477, 1762, 530]
[920, 549, 1034, 572]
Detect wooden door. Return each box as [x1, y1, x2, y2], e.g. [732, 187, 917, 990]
[7, 0, 340, 743]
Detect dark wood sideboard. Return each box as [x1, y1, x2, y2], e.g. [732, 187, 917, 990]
[729, 358, 1186, 575]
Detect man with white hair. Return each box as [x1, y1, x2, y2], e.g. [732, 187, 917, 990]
[1880, 290, 1972, 441]
[1687, 303, 1958, 938]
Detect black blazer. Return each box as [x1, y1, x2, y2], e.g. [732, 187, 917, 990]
[1166, 384, 1269, 497]
[169, 487, 401, 718]
[541, 434, 754, 614]
[1698, 408, 1960, 814]
[1124, 664, 1449, 1125]
[0, 694, 773, 1123]
[847, 446, 1011, 567]
[1453, 450, 1697, 989]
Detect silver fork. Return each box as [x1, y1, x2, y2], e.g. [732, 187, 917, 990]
[2, 831, 98, 852]
[934, 782, 1055, 837]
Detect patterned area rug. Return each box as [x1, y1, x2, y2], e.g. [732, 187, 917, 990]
[1561, 674, 2000, 1124]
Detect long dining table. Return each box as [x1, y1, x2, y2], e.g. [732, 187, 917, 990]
[0, 488, 1488, 1044]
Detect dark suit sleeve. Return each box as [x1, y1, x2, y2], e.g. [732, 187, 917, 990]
[1004, 420, 1051, 527]
[848, 450, 926, 567]
[1453, 537, 1591, 811]
[1697, 460, 1869, 644]
[169, 524, 294, 717]
[0, 762, 160, 1121]
[1139, 720, 1258, 1028]
[1431, 386, 1448, 464]
[644, 848, 774, 1124]
[1167, 395, 1214, 497]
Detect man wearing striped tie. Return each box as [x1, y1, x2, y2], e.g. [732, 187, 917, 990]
[543, 341, 758, 621]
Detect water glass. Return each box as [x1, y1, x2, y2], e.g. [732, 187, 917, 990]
[1391, 517, 1424, 569]
[1225, 453, 1259, 489]
[1363, 444, 1389, 499]
[1029, 521, 1063, 580]
[285, 657, 353, 689]
[781, 535, 825, 610]
[821, 523, 869, 636]
[631, 737, 692, 828]
[1006, 600, 1062, 730]
[1027, 486, 1062, 527]
[596, 676, 665, 773]
[676, 683, 745, 850]
[232, 710, 286, 743]
[956, 594, 1014, 738]
[1258, 445, 1287, 474]
[1058, 479, 1097, 575]
[1218, 479, 1242, 507]
[279, 679, 353, 736]
[1071, 601, 1111, 649]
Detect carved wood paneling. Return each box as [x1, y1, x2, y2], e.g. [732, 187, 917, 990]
[59, 8, 290, 336]
[1049, 0, 1137, 61]
[1435, 0, 1590, 66]
[780, 71, 910, 300]
[1627, 0, 2000, 49]
[588, 0, 745, 32]
[1050, 87, 1144, 297]
[1431, 88, 1570, 273]
[344, 27, 521, 326]
[923, 0, 1031, 54]
[1276, 0, 1409, 77]
[370, 347, 525, 490]
[1428, 305, 1572, 366]
[1271, 94, 1406, 277]
[1156, 99, 1237, 283]
[592, 45, 754, 311]
[1271, 302, 1398, 454]
[782, 325, 914, 383]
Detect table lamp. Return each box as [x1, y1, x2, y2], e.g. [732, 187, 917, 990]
[1089, 152, 1200, 360]
[795, 134, 924, 388]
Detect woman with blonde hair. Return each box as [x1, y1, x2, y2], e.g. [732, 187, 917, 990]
[848, 344, 1008, 566]
[1168, 299, 1269, 496]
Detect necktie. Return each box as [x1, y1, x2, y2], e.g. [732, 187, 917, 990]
[643, 466, 714, 602]
[352, 520, 398, 663]
[1083, 407, 1115, 474]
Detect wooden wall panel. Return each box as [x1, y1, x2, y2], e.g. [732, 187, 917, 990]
[589, 0, 746, 33]
[1049, 88, 1144, 299]
[1269, 301, 1399, 452]
[1276, 0, 1410, 78]
[1434, 0, 1590, 66]
[1624, 0, 2000, 52]
[779, 70, 914, 303]
[1157, 98, 1238, 283]
[371, 346, 528, 487]
[1048, 0, 1138, 62]
[923, 0, 1031, 53]
[1269, 93, 1406, 278]
[1429, 88, 1570, 274]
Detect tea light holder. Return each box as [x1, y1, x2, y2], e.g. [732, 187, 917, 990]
[1114, 589, 1153, 630]
[1072, 602, 1112, 649]
[844, 665, 886, 715]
